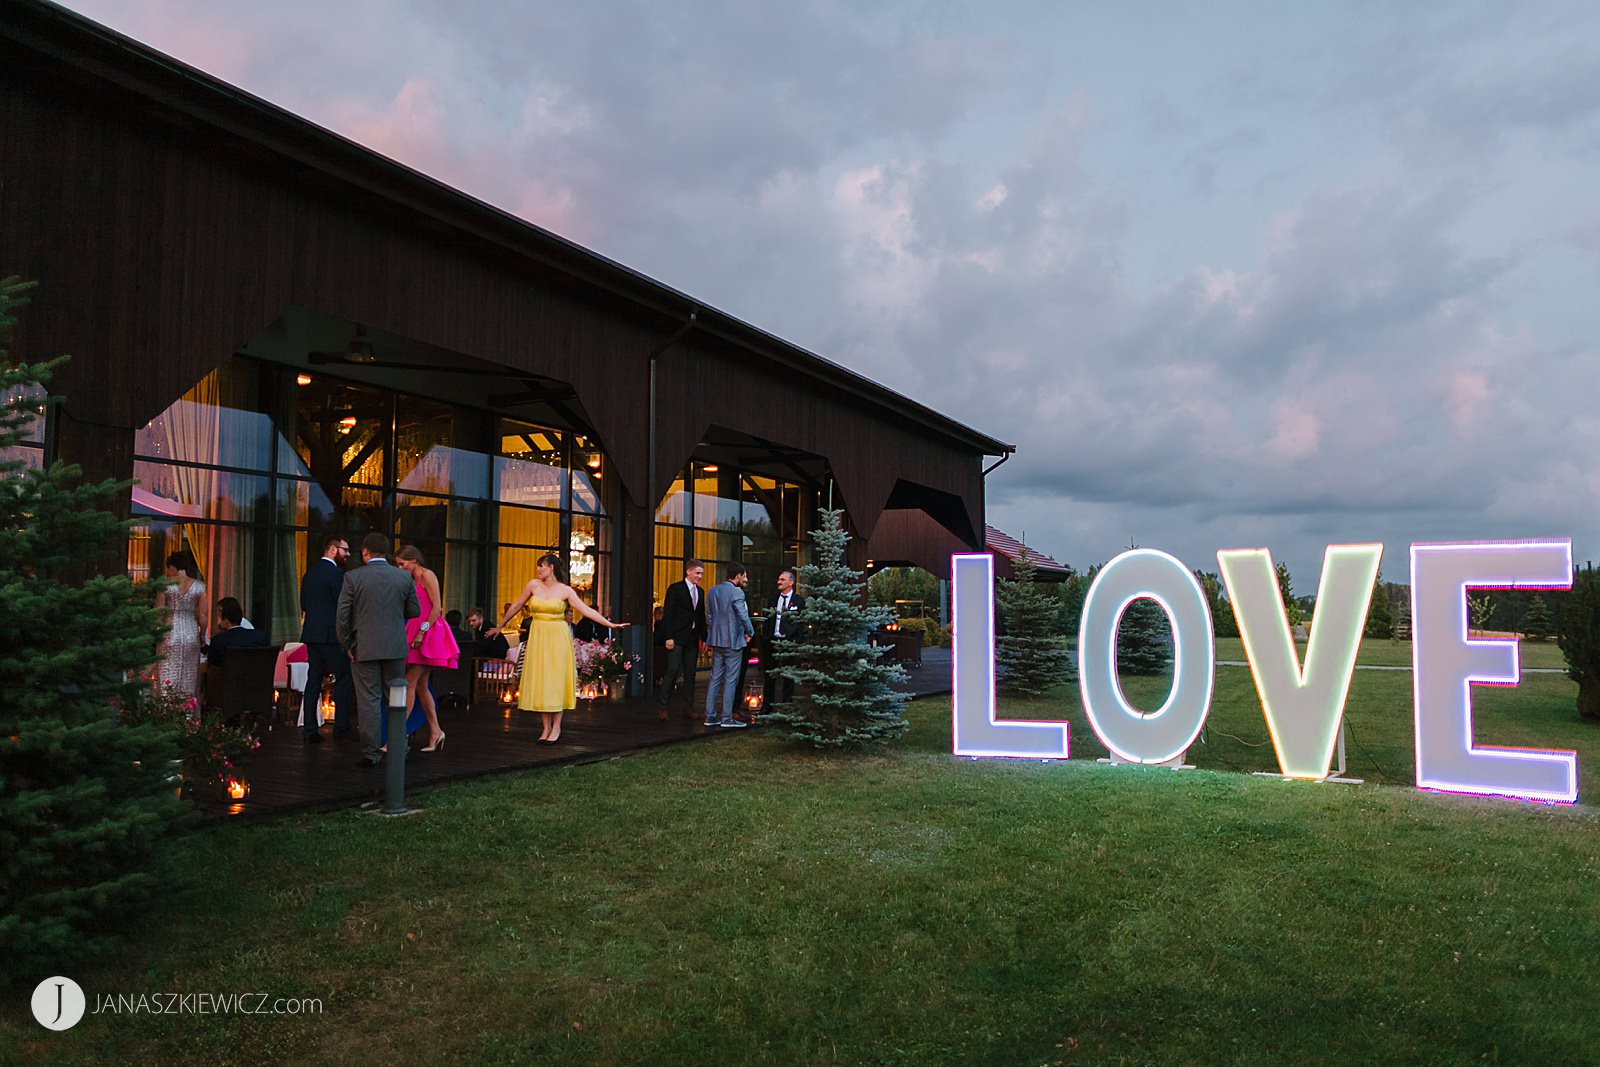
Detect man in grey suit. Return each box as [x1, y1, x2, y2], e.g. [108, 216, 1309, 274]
[703, 562, 755, 728]
[336, 532, 421, 766]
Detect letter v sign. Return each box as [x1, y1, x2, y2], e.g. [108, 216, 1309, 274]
[1217, 544, 1382, 779]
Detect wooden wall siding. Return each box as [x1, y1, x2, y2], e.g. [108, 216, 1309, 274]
[653, 330, 986, 543]
[864, 507, 977, 581]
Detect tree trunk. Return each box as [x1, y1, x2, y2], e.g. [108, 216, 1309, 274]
[1578, 679, 1600, 723]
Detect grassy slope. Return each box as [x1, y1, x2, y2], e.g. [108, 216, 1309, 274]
[7, 647, 1600, 1066]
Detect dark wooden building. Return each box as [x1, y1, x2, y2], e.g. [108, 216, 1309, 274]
[1, 0, 1010, 657]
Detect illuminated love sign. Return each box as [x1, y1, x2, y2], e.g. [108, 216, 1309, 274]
[951, 538, 1578, 804]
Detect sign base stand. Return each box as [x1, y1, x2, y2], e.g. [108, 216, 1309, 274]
[1099, 751, 1193, 770]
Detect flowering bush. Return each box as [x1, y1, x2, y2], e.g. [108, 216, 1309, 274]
[573, 638, 639, 689]
[118, 683, 260, 792]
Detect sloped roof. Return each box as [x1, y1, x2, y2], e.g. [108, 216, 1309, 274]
[984, 525, 1071, 576]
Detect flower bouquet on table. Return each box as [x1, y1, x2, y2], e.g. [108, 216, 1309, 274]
[573, 638, 640, 700]
[118, 682, 261, 800]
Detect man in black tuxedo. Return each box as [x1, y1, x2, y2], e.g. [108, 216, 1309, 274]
[299, 534, 352, 744]
[655, 558, 707, 720]
[762, 567, 806, 707]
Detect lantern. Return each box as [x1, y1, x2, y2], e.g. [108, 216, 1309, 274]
[224, 776, 249, 801]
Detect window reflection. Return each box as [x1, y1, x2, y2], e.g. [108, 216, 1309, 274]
[135, 363, 272, 472]
[652, 460, 815, 606]
[496, 421, 565, 510]
[132, 460, 270, 525]
[129, 359, 618, 642]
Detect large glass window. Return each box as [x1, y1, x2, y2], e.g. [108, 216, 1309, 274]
[1, 378, 45, 472]
[653, 461, 816, 611]
[130, 358, 616, 643]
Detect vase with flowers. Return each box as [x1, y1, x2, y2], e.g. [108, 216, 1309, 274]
[573, 638, 639, 701]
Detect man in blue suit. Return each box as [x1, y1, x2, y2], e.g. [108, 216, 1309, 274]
[300, 534, 352, 743]
[704, 562, 755, 728]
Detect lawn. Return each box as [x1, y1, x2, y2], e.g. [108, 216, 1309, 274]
[7, 650, 1600, 1066]
[1081, 636, 1597, 794]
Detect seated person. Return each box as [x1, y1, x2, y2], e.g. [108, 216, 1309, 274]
[466, 606, 510, 659]
[205, 598, 268, 668]
[217, 595, 254, 630]
[445, 608, 474, 646]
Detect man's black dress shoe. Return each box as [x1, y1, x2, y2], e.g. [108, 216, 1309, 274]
[356, 756, 383, 768]
[303, 733, 325, 745]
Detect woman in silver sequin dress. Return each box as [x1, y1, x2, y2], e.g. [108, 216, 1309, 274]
[157, 552, 206, 696]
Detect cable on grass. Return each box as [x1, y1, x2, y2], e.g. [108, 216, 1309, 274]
[1342, 721, 1402, 783]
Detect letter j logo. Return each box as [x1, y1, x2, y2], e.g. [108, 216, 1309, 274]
[31, 976, 86, 1030]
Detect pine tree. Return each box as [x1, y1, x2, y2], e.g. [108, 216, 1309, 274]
[1196, 569, 1238, 637]
[1364, 570, 1394, 639]
[1275, 561, 1302, 628]
[997, 546, 1071, 696]
[1522, 594, 1552, 642]
[1556, 565, 1600, 722]
[766, 508, 908, 747]
[0, 278, 181, 985]
[1116, 597, 1173, 676]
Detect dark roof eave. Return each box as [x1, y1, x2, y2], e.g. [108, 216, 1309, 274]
[6, 0, 1014, 458]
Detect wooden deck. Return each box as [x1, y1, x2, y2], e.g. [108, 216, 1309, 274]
[195, 650, 952, 822]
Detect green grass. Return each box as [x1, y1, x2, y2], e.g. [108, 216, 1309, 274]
[7, 665, 1600, 1065]
[1213, 634, 1572, 671]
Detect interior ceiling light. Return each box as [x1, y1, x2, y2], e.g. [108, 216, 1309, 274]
[296, 373, 313, 386]
[586, 454, 601, 469]
[702, 463, 719, 473]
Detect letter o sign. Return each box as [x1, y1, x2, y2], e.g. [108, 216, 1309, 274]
[1079, 549, 1215, 764]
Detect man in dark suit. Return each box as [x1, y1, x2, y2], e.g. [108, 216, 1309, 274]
[336, 532, 421, 767]
[762, 567, 806, 708]
[655, 558, 707, 721]
[299, 535, 352, 744]
[204, 598, 267, 668]
[467, 607, 510, 659]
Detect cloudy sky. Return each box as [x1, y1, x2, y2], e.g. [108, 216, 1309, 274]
[64, 1, 1600, 589]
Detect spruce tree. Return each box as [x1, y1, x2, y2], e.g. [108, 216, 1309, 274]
[1196, 569, 1238, 637]
[0, 278, 180, 984]
[1364, 570, 1394, 639]
[1116, 597, 1173, 676]
[1556, 565, 1600, 722]
[996, 546, 1071, 696]
[1522, 594, 1552, 642]
[766, 508, 908, 748]
[1275, 561, 1302, 628]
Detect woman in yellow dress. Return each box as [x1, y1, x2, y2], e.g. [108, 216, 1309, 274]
[490, 554, 627, 744]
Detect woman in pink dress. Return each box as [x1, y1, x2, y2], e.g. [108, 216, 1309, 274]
[396, 546, 459, 752]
